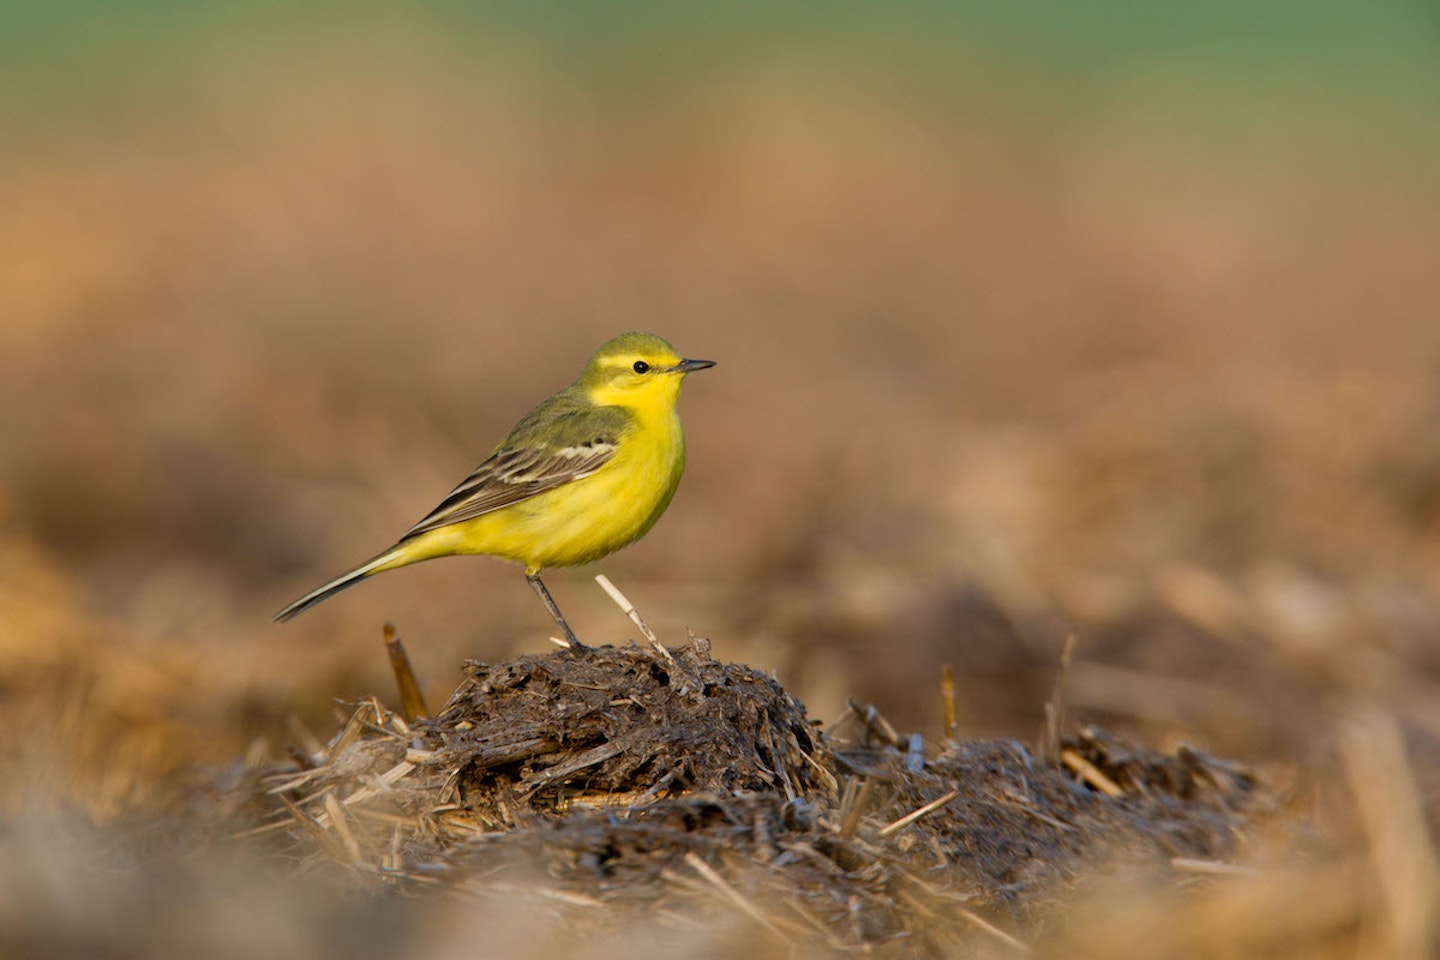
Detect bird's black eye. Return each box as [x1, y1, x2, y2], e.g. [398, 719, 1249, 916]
[632, 360, 650, 374]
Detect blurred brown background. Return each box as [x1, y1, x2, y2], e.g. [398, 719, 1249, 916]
[3, 4, 1440, 820]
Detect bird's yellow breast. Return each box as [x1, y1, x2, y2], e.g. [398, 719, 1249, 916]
[407, 404, 686, 573]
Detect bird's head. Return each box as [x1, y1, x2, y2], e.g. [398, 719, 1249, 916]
[578, 331, 715, 411]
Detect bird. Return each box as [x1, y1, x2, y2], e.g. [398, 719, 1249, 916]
[273, 331, 714, 649]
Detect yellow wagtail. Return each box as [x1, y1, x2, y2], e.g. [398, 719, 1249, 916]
[274, 331, 714, 648]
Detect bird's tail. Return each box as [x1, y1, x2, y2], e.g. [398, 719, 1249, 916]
[272, 546, 408, 623]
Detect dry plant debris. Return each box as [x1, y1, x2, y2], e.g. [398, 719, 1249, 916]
[230, 640, 1261, 955]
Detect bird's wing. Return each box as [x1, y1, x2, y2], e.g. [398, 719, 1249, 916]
[399, 393, 630, 540]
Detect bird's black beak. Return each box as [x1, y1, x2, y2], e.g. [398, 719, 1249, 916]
[673, 358, 716, 374]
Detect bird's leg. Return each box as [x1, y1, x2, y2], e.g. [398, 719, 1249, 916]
[526, 572, 590, 651]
